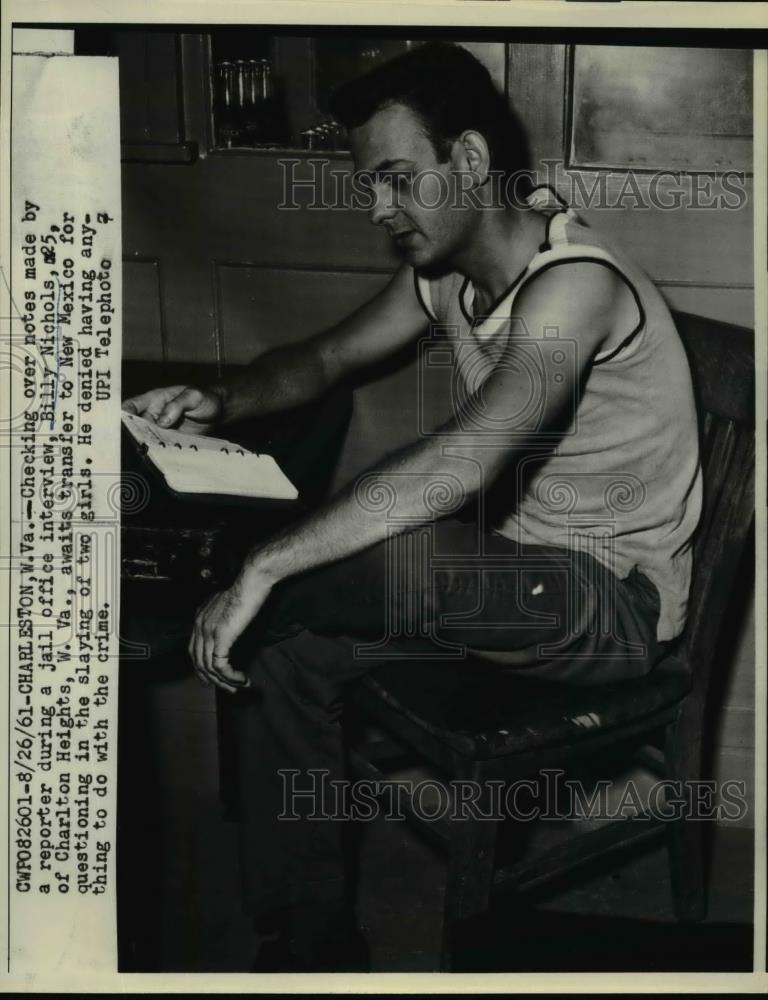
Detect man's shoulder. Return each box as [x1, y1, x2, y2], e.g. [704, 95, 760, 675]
[516, 259, 632, 356]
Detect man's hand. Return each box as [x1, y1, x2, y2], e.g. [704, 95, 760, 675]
[189, 570, 275, 693]
[122, 384, 224, 434]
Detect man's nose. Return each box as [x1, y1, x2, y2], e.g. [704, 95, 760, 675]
[368, 182, 398, 226]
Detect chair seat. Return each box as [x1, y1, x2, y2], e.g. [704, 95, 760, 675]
[354, 655, 691, 760]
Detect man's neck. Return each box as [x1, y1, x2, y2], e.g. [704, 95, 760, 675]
[449, 205, 547, 313]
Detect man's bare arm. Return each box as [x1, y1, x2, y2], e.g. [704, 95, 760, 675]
[123, 262, 428, 430]
[192, 263, 632, 686]
[248, 262, 626, 580]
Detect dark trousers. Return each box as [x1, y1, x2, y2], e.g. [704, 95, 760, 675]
[228, 517, 666, 919]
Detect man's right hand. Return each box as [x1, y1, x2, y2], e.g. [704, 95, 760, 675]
[121, 384, 224, 435]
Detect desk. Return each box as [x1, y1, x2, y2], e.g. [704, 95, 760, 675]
[117, 362, 352, 970]
[121, 362, 352, 591]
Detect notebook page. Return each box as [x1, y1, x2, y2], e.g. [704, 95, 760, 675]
[122, 411, 298, 500]
[121, 412, 254, 456]
[157, 448, 298, 500]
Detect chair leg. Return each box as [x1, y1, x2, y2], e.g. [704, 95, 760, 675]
[664, 718, 708, 923]
[439, 772, 501, 971]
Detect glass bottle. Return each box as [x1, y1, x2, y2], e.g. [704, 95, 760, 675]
[233, 59, 248, 145]
[243, 59, 263, 145]
[260, 58, 275, 142]
[215, 60, 237, 148]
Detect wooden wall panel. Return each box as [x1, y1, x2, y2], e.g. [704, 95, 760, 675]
[123, 158, 397, 269]
[330, 345, 457, 492]
[565, 174, 753, 289]
[114, 31, 182, 144]
[121, 155, 398, 363]
[215, 264, 390, 363]
[658, 285, 754, 328]
[331, 367, 421, 491]
[507, 43, 566, 168]
[122, 258, 165, 361]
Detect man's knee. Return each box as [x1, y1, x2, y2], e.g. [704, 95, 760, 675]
[239, 629, 363, 717]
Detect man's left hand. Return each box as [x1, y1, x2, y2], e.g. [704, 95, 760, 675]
[189, 570, 274, 692]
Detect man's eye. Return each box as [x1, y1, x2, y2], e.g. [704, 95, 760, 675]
[378, 171, 413, 191]
[390, 172, 413, 189]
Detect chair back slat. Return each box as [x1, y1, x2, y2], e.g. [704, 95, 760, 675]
[696, 417, 738, 545]
[673, 312, 754, 423]
[671, 312, 755, 683]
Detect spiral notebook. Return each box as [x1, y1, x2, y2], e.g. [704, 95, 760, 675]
[121, 412, 299, 502]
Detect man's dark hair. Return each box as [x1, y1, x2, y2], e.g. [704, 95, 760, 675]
[329, 41, 533, 203]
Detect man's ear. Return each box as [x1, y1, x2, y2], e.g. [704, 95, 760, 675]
[453, 129, 491, 186]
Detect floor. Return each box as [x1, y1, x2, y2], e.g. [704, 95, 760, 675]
[116, 660, 755, 974]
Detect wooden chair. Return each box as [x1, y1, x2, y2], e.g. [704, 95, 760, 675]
[347, 310, 755, 970]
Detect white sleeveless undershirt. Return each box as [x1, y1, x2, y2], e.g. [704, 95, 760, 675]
[414, 193, 702, 642]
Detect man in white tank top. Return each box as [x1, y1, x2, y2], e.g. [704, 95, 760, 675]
[124, 43, 702, 970]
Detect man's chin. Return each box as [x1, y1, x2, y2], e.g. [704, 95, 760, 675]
[397, 243, 438, 270]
